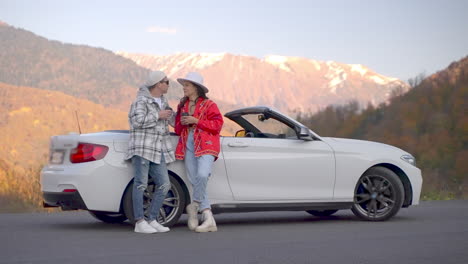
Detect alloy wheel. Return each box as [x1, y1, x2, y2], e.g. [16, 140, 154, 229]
[354, 174, 397, 219]
[143, 181, 181, 225]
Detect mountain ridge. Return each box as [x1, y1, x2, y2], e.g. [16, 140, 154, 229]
[117, 52, 409, 113]
[0, 23, 410, 115]
[0, 23, 152, 111]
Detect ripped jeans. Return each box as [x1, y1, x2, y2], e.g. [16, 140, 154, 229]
[185, 131, 215, 211]
[131, 155, 170, 222]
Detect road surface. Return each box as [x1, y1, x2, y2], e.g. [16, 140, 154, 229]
[0, 200, 467, 264]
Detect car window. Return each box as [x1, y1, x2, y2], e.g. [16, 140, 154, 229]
[243, 114, 297, 139]
[221, 118, 243, 136]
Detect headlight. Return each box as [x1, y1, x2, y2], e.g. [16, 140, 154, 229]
[401, 154, 416, 166]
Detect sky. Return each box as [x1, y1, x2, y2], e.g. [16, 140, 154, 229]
[1, 0, 467, 81]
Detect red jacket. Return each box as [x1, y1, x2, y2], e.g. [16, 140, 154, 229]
[175, 98, 223, 160]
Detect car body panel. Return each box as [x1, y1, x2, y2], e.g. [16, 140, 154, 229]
[221, 137, 335, 200]
[324, 137, 422, 204]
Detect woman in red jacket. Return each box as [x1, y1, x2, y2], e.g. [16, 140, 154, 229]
[174, 72, 223, 232]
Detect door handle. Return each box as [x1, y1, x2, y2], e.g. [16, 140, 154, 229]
[227, 142, 249, 148]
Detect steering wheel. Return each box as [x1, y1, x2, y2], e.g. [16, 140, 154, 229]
[245, 132, 255, 138]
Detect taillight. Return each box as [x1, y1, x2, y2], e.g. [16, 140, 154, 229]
[70, 143, 109, 163]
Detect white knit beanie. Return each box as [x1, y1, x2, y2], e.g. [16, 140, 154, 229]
[144, 71, 166, 87]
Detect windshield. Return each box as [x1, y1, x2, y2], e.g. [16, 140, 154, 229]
[241, 113, 297, 138]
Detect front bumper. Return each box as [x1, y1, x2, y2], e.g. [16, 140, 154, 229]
[42, 191, 88, 211]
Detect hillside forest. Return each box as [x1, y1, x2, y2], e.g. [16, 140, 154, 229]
[297, 57, 468, 199]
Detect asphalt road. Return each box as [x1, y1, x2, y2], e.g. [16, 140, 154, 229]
[1, 200, 467, 264]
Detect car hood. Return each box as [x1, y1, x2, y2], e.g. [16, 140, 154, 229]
[321, 137, 412, 157]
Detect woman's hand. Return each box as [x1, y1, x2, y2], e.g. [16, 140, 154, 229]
[181, 116, 198, 126]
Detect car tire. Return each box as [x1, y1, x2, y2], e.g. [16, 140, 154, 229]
[123, 174, 186, 227]
[89, 211, 127, 223]
[351, 166, 404, 221]
[306, 210, 338, 217]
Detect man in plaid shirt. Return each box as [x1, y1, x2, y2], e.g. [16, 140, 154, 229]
[125, 71, 175, 234]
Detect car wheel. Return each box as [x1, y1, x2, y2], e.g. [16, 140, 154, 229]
[351, 167, 404, 221]
[306, 210, 338, 217]
[123, 174, 186, 227]
[89, 211, 127, 223]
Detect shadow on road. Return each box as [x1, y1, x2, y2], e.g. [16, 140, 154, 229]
[32, 210, 419, 232]
[41, 219, 133, 232]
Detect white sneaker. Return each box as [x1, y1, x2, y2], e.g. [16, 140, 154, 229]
[134, 220, 157, 234]
[149, 220, 170, 233]
[195, 210, 217, 233]
[186, 203, 200, 231]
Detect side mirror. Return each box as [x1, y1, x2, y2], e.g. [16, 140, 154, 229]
[298, 127, 314, 141]
[235, 130, 246, 137]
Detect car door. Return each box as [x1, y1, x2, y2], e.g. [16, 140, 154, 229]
[221, 113, 335, 201]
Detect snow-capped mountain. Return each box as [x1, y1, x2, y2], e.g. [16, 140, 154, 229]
[117, 52, 409, 113]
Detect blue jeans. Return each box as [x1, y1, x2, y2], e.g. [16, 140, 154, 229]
[132, 155, 170, 222]
[185, 131, 215, 211]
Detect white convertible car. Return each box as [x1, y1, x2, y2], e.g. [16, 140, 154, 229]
[41, 106, 422, 226]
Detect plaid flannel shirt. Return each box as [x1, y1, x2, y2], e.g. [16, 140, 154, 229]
[125, 86, 175, 164]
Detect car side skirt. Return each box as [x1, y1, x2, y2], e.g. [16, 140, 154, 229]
[211, 202, 353, 214]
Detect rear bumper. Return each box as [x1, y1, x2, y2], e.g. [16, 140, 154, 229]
[41, 160, 132, 212]
[42, 191, 88, 211]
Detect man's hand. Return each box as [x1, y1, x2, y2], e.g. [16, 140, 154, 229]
[158, 110, 173, 120]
